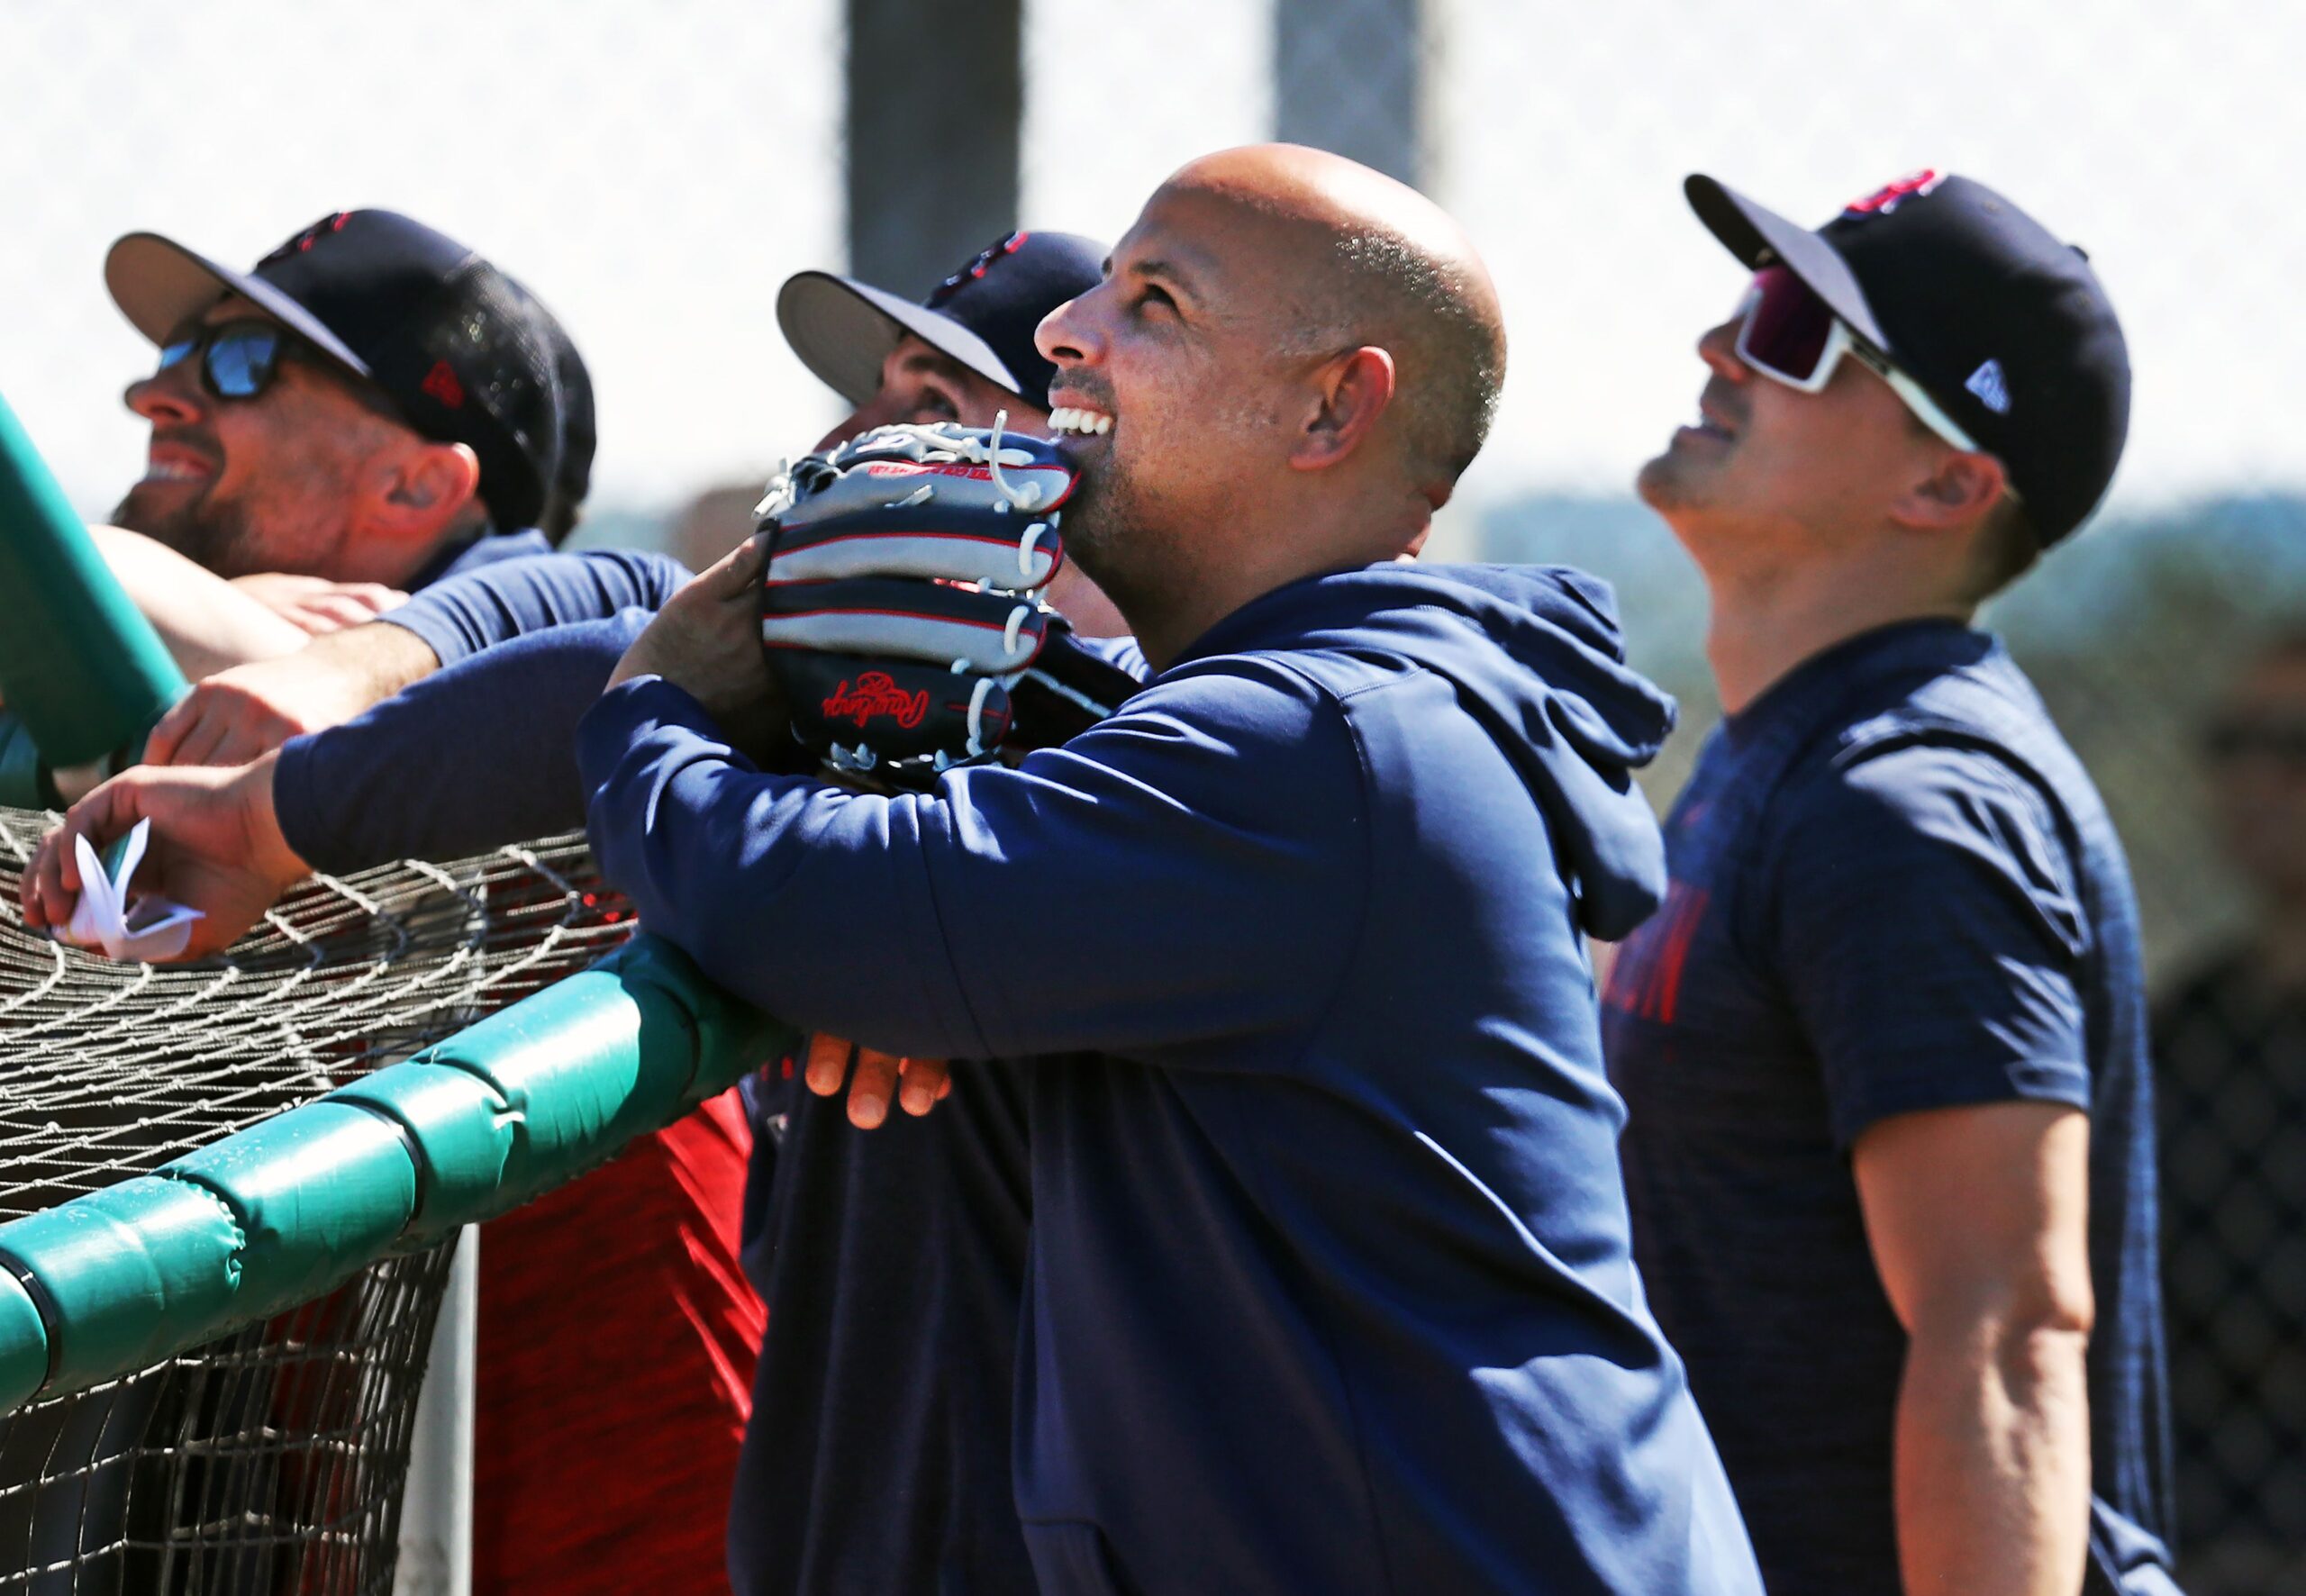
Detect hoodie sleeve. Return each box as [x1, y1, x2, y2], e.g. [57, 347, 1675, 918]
[384, 550, 694, 667]
[576, 659, 1368, 1065]
[275, 611, 651, 873]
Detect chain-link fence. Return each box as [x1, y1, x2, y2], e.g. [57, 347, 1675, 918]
[0, 821, 638, 1591]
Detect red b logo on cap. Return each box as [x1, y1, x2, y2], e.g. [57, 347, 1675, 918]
[421, 359, 465, 409]
[1844, 170, 1945, 217]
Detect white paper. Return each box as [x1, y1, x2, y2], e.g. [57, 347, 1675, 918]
[59, 819, 204, 962]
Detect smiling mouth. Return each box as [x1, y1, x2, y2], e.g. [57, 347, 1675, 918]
[1049, 404, 1113, 438]
[138, 440, 218, 486]
[1679, 396, 1741, 445]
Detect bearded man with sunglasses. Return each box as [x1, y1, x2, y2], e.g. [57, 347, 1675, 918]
[79, 213, 783, 1596]
[3, 215, 586, 775]
[1602, 172, 2178, 1596]
[106, 211, 575, 585]
[68, 212, 597, 746]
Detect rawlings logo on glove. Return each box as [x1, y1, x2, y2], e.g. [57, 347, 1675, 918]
[758, 420, 1079, 784]
[821, 672, 931, 730]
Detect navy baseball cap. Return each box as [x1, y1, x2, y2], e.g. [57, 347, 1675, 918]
[1686, 170, 2130, 546]
[105, 210, 568, 530]
[776, 230, 1107, 411]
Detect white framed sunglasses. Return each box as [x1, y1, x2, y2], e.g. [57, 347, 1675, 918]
[1734, 265, 2005, 482]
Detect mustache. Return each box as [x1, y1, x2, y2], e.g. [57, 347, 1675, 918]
[1697, 381, 1748, 432]
[1050, 376, 1117, 413]
[147, 427, 225, 467]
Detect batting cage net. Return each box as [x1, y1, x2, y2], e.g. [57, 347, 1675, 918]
[0, 814, 634, 1594]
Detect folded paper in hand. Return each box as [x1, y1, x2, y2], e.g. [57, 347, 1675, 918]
[62, 819, 204, 962]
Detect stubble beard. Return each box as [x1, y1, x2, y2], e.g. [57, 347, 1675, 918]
[110, 482, 256, 576]
[1635, 446, 1703, 517]
[112, 474, 352, 580]
[1055, 458, 1162, 627]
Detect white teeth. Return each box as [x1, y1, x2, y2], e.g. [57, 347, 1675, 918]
[1049, 406, 1113, 438]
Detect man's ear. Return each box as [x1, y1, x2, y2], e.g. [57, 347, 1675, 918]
[1889, 448, 2008, 533]
[1288, 346, 1396, 473]
[372, 441, 485, 536]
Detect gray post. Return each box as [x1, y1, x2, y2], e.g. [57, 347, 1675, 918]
[1275, 0, 1430, 191]
[395, 1229, 477, 1596]
[846, 0, 1023, 295]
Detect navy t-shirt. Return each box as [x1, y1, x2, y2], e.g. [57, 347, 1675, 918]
[405, 526, 555, 591]
[386, 544, 690, 667]
[729, 1059, 1038, 1595]
[1603, 621, 2175, 1595]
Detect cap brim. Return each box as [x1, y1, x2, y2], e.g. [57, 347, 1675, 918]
[104, 231, 372, 377]
[776, 271, 1022, 408]
[1684, 176, 1890, 352]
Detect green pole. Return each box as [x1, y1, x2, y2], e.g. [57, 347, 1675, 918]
[0, 387, 186, 778]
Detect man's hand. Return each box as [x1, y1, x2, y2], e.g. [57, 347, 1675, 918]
[230, 572, 408, 635]
[607, 533, 785, 755]
[802, 1033, 952, 1129]
[20, 753, 310, 962]
[144, 621, 442, 768]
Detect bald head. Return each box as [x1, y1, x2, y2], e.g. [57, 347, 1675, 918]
[1162, 145, 1506, 491]
[1033, 146, 1503, 663]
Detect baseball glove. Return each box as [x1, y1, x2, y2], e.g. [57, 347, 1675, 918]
[758, 420, 1130, 784]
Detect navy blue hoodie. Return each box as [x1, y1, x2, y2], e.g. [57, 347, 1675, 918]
[578, 562, 1764, 1595]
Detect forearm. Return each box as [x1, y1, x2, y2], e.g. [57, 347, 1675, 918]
[384, 549, 691, 666]
[578, 676, 987, 1055]
[298, 619, 442, 705]
[1894, 1319, 2093, 1596]
[277, 612, 646, 872]
[91, 525, 308, 677]
[579, 667, 1368, 1063]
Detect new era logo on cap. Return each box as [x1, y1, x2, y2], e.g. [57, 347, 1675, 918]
[1965, 359, 2012, 414]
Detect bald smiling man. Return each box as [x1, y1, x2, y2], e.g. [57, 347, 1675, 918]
[577, 146, 1762, 1594]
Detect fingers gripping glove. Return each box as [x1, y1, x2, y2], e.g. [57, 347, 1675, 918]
[758, 422, 1077, 783]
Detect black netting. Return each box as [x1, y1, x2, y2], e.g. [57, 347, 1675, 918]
[0, 809, 637, 1592]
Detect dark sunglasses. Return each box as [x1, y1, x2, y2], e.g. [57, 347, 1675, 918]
[1733, 265, 1992, 462]
[153, 320, 307, 400]
[2203, 718, 2306, 767]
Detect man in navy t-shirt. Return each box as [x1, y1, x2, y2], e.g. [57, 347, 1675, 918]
[83, 211, 586, 687]
[1603, 171, 2178, 1595]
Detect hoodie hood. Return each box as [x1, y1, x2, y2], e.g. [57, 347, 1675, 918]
[1179, 562, 1676, 939]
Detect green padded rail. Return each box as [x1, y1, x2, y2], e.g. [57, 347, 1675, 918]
[0, 386, 186, 772]
[0, 936, 794, 1410]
